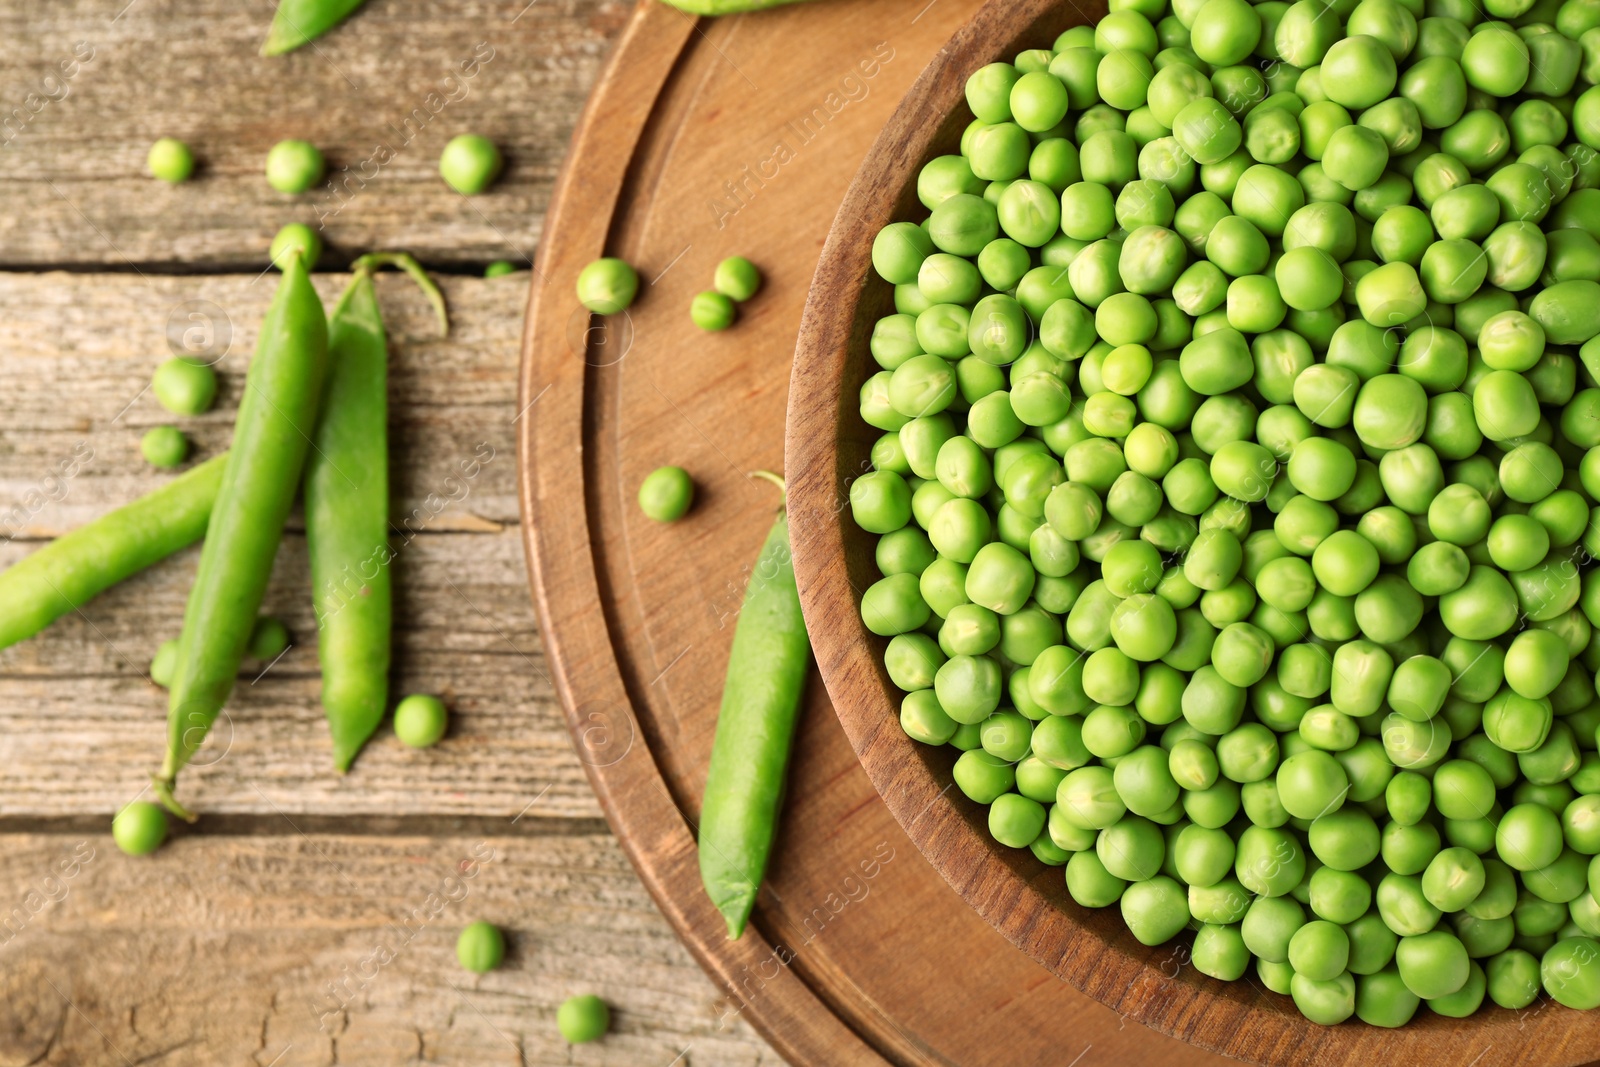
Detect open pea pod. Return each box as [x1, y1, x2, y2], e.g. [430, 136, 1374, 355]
[262, 0, 368, 56]
[306, 253, 447, 772]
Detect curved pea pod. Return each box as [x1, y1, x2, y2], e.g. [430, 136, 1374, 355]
[307, 254, 447, 771]
[0, 454, 226, 651]
[262, 0, 368, 56]
[156, 252, 328, 820]
[699, 475, 811, 938]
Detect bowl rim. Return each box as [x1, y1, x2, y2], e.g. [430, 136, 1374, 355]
[783, 0, 1600, 1062]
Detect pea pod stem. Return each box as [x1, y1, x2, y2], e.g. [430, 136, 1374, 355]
[261, 0, 368, 56]
[351, 253, 449, 337]
[698, 473, 811, 938]
[308, 253, 448, 772]
[156, 252, 328, 821]
[0, 455, 227, 652]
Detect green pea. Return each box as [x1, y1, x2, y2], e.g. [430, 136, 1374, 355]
[576, 257, 639, 314]
[456, 921, 506, 972]
[112, 801, 168, 856]
[147, 137, 195, 183]
[393, 694, 448, 748]
[557, 994, 610, 1044]
[439, 135, 503, 195]
[140, 426, 190, 469]
[151, 357, 218, 416]
[265, 139, 325, 194]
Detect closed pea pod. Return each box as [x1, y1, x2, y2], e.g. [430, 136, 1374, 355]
[0, 455, 226, 652]
[307, 254, 448, 771]
[154, 250, 328, 819]
[700, 474, 810, 938]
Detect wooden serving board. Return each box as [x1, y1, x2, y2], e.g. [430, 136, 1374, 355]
[520, 1, 1238, 1063]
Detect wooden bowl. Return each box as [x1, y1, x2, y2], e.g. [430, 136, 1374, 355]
[785, 0, 1600, 1063]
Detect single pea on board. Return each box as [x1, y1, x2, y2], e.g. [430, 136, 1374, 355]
[393, 693, 448, 748]
[439, 134, 503, 195]
[151, 358, 218, 416]
[556, 994, 610, 1043]
[456, 920, 505, 973]
[265, 139, 326, 194]
[141, 426, 190, 469]
[147, 138, 195, 183]
[850, 1, 1600, 1030]
[638, 466, 694, 522]
[576, 257, 639, 315]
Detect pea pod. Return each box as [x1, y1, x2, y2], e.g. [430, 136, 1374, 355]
[155, 252, 327, 820]
[307, 253, 446, 771]
[262, 0, 368, 56]
[698, 473, 810, 938]
[0, 454, 226, 651]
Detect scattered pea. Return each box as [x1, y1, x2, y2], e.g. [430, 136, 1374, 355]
[484, 260, 520, 278]
[439, 134, 503, 195]
[638, 466, 694, 522]
[141, 426, 189, 468]
[247, 616, 290, 660]
[147, 138, 194, 183]
[691, 290, 736, 331]
[556, 994, 610, 1043]
[393, 694, 448, 748]
[151, 357, 218, 416]
[575, 257, 639, 315]
[455, 920, 505, 973]
[264, 139, 325, 194]
[713, 256, 762, 302]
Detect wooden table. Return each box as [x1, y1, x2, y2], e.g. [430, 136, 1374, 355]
[0, 2, 779, 1063]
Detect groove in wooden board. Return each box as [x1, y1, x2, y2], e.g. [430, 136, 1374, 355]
[0, 0, 631, 269]
[0, 273, 523, 537]
[0, 832, 771, 1067]
[523, 1, 1241, 1065]
[786, 1, 1600, 1066]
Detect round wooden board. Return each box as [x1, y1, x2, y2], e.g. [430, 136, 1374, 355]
[518, 1, 1240, 1064]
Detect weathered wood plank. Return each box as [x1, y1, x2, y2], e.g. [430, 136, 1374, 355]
[0, 831, 772, 1066]
[0, 273, 598, 820]
[0, 0, 631, 269]
[0, 272, 524, 536]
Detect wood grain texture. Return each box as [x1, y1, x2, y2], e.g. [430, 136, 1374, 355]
[522, 1, 1238, 1065]
[0, 0, 630, 270]
[0, 831, 777, 1067]
[786, 2, 1600, 1067]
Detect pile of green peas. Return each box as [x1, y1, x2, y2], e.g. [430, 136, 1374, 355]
[853, 0, 1600, 1025]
